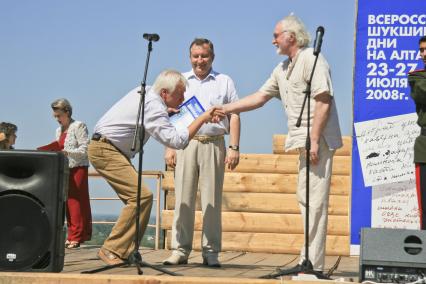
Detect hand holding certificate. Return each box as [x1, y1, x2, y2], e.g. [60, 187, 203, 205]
[170, 96, 225, 131]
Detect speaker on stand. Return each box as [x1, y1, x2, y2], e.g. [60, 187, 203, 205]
[0, 150, 68, 272]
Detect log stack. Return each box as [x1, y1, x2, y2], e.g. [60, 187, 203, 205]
[161, 135, 351, 255]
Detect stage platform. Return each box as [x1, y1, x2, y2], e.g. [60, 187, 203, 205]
[0, 246, 359, 284]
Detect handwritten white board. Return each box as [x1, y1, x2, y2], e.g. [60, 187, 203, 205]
[371, 179, 420, 229]
[354, 113, 418, 187]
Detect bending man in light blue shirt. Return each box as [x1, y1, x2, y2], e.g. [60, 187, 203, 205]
[88, 69, 224, 266]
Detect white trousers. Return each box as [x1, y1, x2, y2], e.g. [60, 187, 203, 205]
[171, 138, 225, 257]
[297, 137, 335, 271]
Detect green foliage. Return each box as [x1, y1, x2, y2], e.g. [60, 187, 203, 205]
[79, 215, 163, 248]
[84, 223, 114, 246]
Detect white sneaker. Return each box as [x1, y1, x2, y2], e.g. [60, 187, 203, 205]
[163, 253, 188, 265]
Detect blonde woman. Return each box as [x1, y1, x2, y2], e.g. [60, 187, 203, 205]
[51, 98, 92, 249]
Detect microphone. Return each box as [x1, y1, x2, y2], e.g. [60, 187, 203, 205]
[143, 33, 160, 42]
[313, 26, 324, 56]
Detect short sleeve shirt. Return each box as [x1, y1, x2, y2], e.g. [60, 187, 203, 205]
[259, 47, 342, 151]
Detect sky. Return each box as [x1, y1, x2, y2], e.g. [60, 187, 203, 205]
[0, 0, 356, 215]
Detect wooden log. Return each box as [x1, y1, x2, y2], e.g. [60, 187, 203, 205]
[165, 231, 350, 256]
[272, 135, 352, 156]
[89, 170, 163, 178]
[165, 192, 349, 216]
[162, 171, 350, 195]
[0, 273, 284, 284]
[161, 210, 349, 235]
[229, 154, 350, 176]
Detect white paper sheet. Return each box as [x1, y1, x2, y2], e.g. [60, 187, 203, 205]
[354, 113, 418, 186]
[169, 96, 205, 132]
[371, 180, 420, 229]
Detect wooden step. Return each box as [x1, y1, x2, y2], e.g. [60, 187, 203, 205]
[273, 135, 352, 156]
[165, 231, 350, 256]
[161, 210, 349, 235]
[229, 154, 350, 175]
[0, 273, 284, 284]
[165, 192, 349, 215]
[162, 171, 350, 195]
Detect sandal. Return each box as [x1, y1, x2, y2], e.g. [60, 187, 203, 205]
[65, 241, 80, 249]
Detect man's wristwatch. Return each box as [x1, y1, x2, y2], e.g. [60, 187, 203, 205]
[229, 145, 239, 151]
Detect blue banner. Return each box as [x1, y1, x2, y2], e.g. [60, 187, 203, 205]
[352, 0, 425, 249]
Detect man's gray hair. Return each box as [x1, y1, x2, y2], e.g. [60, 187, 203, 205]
[51, 98, 73, 117]
[152, 69, 188, 94]
[279, 14, 311, 48]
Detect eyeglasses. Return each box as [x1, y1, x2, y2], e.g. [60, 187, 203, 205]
[273, 30, 288, 39]
[420, 48, 426, 53]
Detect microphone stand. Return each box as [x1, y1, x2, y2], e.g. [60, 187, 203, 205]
[260, 32, 329, 281]
[82, 36, 179, 276]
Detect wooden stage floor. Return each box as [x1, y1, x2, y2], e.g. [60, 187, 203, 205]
[0, 246, 359, 284]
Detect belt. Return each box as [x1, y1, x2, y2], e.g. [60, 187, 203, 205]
[92, 133, 113, 144]
[193, 135, 224, 143]
[91, 133, 129, 160]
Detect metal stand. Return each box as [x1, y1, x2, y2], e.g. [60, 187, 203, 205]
[260, 28, 329, 280]
[82, 35, 179, 276]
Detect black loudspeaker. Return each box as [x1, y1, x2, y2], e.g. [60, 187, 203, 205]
[360, 227, 426, 283]
[0, 150, 69, 272]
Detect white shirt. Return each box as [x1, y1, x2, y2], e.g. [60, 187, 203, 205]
[184, 69, 239, 136]
[259, 47, 342, 151]
[94, 87, 189, 159]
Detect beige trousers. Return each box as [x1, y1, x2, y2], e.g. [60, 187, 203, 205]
[171, 138, 225, 257]
[88, 140, 153, 259]
[297, 137, 335, 271]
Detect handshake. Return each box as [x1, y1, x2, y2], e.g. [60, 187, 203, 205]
[202, 106, 226, 123]
[169, 105, 228, 124]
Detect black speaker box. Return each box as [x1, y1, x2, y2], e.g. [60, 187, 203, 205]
[0, 150, 69, 272]
[360, 227, 426, 283]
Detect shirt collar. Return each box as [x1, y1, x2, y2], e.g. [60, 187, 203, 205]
[286, 47, 305, 80]
[288, 47, 304, 63]
[147, 87, 167, 110]
[187, 69, 218, 81]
